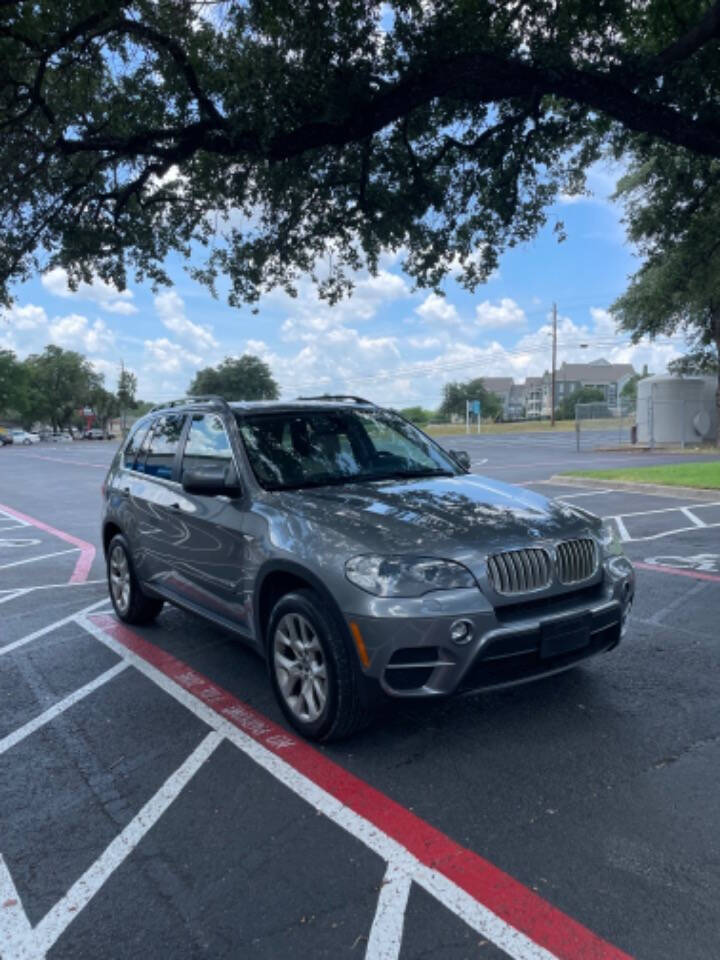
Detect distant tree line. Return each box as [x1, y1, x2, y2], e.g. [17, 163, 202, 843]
[0, 345, 138, 432]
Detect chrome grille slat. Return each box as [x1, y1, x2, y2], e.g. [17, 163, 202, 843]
[557, 538, 597, 585]
[486, 547, 551, 595]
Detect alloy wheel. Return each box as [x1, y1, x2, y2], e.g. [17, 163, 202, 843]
[273, 612, 328, 722]
[109, 544, 131, 615]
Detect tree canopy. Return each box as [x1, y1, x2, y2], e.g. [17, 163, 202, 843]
[437, 378, 503, 421]
[0, 344, 138, 429]
[2, 0, 720, 310]
[610, 143, 720, 443]
[556, 385, 605, 421]
[188, 354, 279, 400]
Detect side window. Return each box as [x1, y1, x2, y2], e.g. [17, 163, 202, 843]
[143, 414, 186, 480]
[181, 414, 233, 479]
[122, 419, 151, 471]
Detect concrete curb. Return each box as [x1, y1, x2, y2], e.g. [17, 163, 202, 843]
[549, 475, 720, 502]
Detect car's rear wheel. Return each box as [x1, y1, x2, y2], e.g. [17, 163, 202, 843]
[107, 534, 164, 625]
[267, 589, 373, 741]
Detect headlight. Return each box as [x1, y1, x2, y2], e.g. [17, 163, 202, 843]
[345, 555, 476, 597]
[600, 520, 623, 556]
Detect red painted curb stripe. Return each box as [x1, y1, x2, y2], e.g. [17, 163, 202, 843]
[90, 612, 633, 960]
[0, 501, 96, 583]
[634, 561, 720, 584]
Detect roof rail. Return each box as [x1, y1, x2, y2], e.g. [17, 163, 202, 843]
[296, 394, 375, 405]
[149, 395, 230, 413]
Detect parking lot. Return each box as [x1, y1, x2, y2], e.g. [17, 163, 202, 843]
[1, 437, 719, 959]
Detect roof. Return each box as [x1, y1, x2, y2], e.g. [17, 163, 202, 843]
[480, 377, 514, 394]
[150, 395, 376, 415]
[558, 360, 636, 382]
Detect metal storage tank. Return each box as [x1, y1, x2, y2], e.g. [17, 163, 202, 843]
[636, 374, 717, 445]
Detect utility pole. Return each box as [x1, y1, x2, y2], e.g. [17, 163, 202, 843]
[550, 303, 557, 427]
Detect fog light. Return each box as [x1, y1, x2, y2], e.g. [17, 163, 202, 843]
[450, 619, 473, 645]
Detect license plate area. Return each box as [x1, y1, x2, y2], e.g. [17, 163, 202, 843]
[540, 614, 591, 659]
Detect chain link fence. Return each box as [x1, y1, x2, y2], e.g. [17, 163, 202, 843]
[574, 401, 636, 452]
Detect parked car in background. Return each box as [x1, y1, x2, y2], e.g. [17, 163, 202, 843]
[84, 427, 107, 440]
[53, 432, 74, 442]
[37, 429, 54, 441]
[10, 429, 40, 445]
[102, 395, 635, 741]
[0, 432, 12, 446]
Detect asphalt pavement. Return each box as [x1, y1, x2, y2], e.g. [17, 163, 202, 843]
[1, 436, 719, 960]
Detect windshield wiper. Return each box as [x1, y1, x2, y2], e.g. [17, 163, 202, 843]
[263, 468, 455, 491]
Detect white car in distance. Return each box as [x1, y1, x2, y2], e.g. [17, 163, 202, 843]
[10, 429, 40, 445]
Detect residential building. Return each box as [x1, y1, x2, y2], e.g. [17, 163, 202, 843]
[480, 377, 514, 417]
[555, 358, 636, 407]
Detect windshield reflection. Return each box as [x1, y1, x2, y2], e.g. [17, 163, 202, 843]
[236, 408, 459, 491]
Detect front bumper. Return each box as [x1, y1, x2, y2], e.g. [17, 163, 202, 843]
[348, 560, 634, 698]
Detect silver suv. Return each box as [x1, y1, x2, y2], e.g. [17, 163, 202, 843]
[102, 395, 634, 740]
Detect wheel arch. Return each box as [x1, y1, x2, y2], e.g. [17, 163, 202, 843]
[102, 521, 122, 557]
[254, 560, 351, 657]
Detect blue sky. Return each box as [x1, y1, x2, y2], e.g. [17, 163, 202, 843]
[0, 161, 688, 409]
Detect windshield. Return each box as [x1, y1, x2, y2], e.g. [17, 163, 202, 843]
[236, 408, 460, 491]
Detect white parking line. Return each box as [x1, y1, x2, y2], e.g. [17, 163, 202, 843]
[0, 580, 105, 604]
[680, 506, 705, 527]
[619, 521, 720, 543]
[554, 489, 615, 499]
[365, 861, 412, 960]
[613, 517, 631, 543]
[0, 662, 127, 757]
[607, 500, 720, 520]
[0, 855, 36, 960]
[0, 598, 110, 657]
[0, 548, 79, 571]
[76, 614, 570, 960]
[0, 509, 30, 528]
[30, 732, 224, 957]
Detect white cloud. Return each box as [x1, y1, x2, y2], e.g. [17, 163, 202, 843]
[154, 290, 218, 350]
[415, 293, 460, 326]
[475, 298, 527, 331]
[1, 303, 48, 331]
[41, 267, 138, 315]
[272, 267, 411, 337]
[408, 336, 443, 349]
[48, 313, 116, 353]
[143, 337, 203, 374]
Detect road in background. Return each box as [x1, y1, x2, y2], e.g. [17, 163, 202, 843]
[1, 437, 719, 959]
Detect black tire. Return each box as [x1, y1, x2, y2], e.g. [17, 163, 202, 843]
[266, 589, 374, 742]
[107, 533, 164, 625]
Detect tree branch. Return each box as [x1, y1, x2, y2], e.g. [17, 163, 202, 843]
[650, 0, 720, 72]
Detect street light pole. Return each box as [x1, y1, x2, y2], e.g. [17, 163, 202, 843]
[551, 302, 557, 427]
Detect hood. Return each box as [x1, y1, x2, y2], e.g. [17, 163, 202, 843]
[268, 474, 598, 571]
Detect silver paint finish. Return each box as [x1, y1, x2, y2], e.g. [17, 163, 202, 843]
[102, 399, 635, 699]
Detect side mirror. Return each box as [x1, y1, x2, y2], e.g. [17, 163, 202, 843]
[182, 465, 241, 498]
[449, 449, 471, 470]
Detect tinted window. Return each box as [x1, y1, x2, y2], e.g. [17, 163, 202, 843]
[236, 408, 458, 490]
[122, 419, 151, 470]
[181, 414, 233, 480]
[143, 415, 185, 480]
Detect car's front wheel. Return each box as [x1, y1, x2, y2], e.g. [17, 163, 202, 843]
[107, 534, 164, 625]
[267, 589, 373, 741]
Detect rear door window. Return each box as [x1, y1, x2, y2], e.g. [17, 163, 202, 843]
[122, 419, 151, 471]
[181, 414, 234, 481]
[143, 415, 186, 480]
